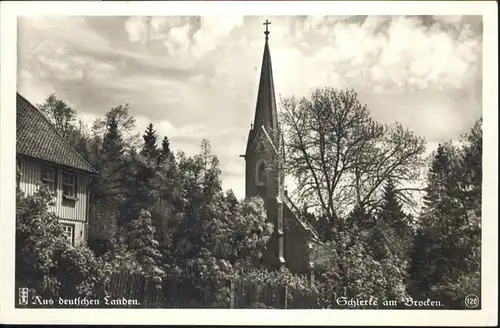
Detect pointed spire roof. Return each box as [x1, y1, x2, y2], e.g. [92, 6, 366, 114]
[252, 20, 278, 136]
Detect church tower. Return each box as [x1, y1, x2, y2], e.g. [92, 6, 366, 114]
[243, 20, 285, 270]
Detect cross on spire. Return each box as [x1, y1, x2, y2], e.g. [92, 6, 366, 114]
[263, 19, 271, 39]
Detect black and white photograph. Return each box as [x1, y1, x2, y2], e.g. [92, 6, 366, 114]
[0, 1, 497, 326]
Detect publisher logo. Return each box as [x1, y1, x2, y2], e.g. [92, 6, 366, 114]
[18, 288, 29, 305]
[464, 294, 480, 309]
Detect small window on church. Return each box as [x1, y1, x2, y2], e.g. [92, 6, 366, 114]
[257, 161, 266, 186]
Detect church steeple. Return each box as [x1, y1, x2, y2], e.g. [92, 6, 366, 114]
[242, 20, 286, 271]
[244, 19, 282, 198]
[251, 19, 279, 145]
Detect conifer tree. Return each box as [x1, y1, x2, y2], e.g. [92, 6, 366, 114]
[127, 209, 164, 284]
[72, 130, 91, 162]
[460, 118, 482, 218]
[348, 204, 374, 230]
[200, 139, 223, 200]
[102, 116, 124, 157]
[160, 136, 174, 162]
[422, 143, 457, 214]
[149, 135, 180, 260]
[91, 103, 140, 150]
[379, 180, 409, 237]
[141, 123, 160, 161]
[307, 212, 336, 243]
[408, 120, 482, 307]
[88, 111, 128, 252]
[372, 180, 411, 263]
[119, 124, 161, 228]
[408, 143, 461, 305]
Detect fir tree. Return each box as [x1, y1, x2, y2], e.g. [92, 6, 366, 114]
[200, 139, 222, 200]
[127, 209, 164, 284]
[408, 121, 482, 308]
[88, 111, 128, 251]
[460, 118, 482, 218]
[141, 123, 159, 161]
[121, 124, 162, 227]
[372, 180, 411, 262]
[160, 136, 173, 161]
[348, 204, 373, 230]
[100, 117, 126, 175]
[72, 131, 91, 162]
[379, 180, 408, 237]
[422, 143, 460, 219]
[408, 144, 458, 300]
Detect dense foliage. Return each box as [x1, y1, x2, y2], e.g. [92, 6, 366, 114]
[408, 120, 482, 308]
[17, 95, 282, 307]
[16, 187, 109, 299]
[16, 91, 481, 309]
[279, 88, 481, 309]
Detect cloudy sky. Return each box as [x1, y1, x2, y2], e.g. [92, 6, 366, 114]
[17, 15, 483, 199]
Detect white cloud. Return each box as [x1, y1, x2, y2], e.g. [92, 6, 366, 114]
[433, 15, 463, 25]
[191, 16, 243, 58]
[124, 16, 244, 59]
[293, 15, 481, 95]
[88, 62, 118, 80]
[79, 111, 99, 127]
[124, 16, 148, 43]
[164, 24, 191, 57]
[188, 74, 204, 83]
[34, 48, 118, 83]
[222, 175, 245, 201]
[134, 116, 207, 141]
[124, 16, 188, 44]
[20, 16, 111, 51]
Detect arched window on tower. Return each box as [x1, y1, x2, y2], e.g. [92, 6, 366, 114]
[256, 160, 267, 186]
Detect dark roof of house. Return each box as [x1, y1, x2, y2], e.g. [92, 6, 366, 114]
[16, 92, 97, 174]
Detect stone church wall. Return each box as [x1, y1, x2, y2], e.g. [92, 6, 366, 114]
[283, 204, 312, 275]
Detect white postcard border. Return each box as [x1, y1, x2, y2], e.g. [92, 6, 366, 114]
[1, 1, 497, 326]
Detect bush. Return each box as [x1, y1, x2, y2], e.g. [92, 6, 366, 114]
[16, 187, 110, 299]
[231, 267, 316, 308]
[52, 244, 110, 298]
[315, 228, 410, 309]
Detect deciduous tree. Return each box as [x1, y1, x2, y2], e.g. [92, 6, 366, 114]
[37, 94, 77, 140]
[280, 88, 426, 219]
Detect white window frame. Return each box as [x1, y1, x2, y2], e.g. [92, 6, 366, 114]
[62, 171, 76, 198]
[41, 166, 56, 191]
[62, 224, 74, 245]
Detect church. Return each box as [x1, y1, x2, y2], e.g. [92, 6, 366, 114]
[242, 21, 328, 278]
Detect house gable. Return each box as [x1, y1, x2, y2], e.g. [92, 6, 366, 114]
[16, 93, 97, 174]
